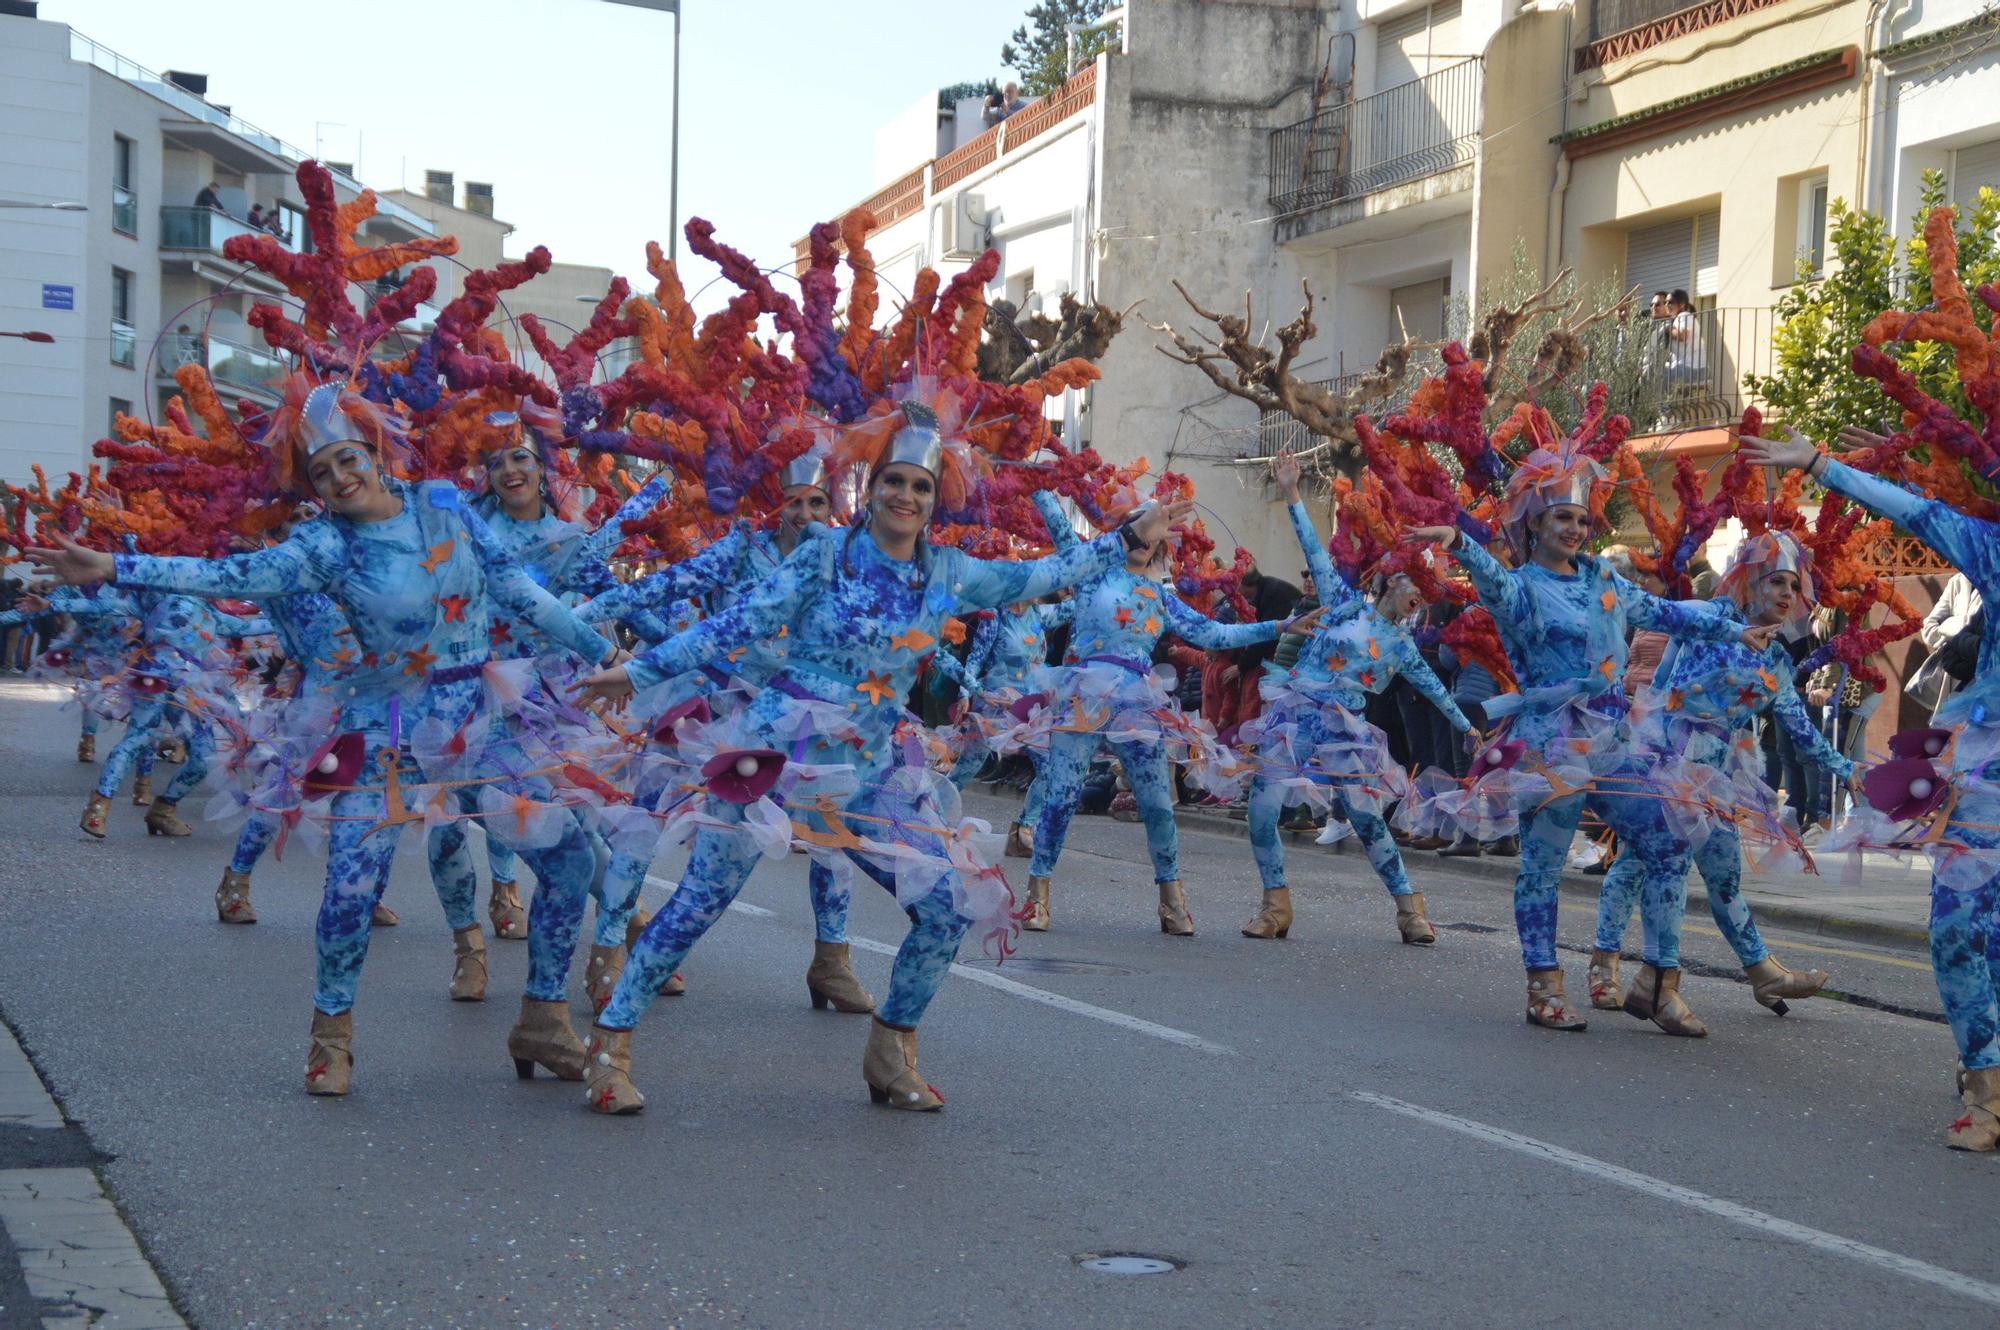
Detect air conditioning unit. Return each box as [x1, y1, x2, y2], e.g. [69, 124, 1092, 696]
[464, 181, 494, 217]
[939, 192, 989, 260]
[424, 170, 453, 204]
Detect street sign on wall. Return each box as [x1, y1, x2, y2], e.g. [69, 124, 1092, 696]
[40, 284, 74, 311]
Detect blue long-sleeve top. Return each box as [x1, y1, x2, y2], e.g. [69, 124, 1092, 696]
[1644, 603, 1855, 779]
[1282, 500, 1471, 731]
[1028, 490, 1278, 668]
[1817, 459, 1999, 713]
[474, 474, 670, 659]
[934, 600, 1075, 694]
[38, 585, 266, 676]
[108, 479, 613, 731]
[623, 522, 1129, 762]
[1452, 536, 1742, 750]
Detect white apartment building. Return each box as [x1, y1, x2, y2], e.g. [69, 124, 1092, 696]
[0, 4, 631, 499]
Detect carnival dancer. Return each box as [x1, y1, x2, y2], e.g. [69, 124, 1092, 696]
[30, 379, 624, 1096]
[930, 593, 1073, 859]
[1016, 487, 1321, 936]
[1740, 426, 2000, 1147]
[1235, 447, 1474, 944]
[423, 429, 671, 1015]
[1590, 529, 1861, 1023]
[1404, 440, 1777, 1033]
[572, 451, 873, 1013]
[570, 404, 1191, 1114]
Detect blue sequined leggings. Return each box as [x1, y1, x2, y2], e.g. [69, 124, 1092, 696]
[1594, 824, 1769, 968]
[602, 794, 970, 1031]
[96, 699, 206, 802]
[1514, 787, 1690, 971]
[1248, 774, 1407, 896]
[310, 738, 593, 1015]
[1030, 731, 1179, 882]
[1931, 794, 2000, 1072]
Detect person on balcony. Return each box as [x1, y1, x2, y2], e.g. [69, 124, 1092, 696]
[1664, 289, 1707, 390]
[193, 181, 223, 214]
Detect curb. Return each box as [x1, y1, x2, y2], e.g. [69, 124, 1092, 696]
[974, 781, 1933, 956]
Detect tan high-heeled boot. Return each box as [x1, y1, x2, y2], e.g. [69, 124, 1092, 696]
[623, 907, 652, 952]
[1022, 876, 1051, 932]
[130, 773, 152, 805]
[1004, 821, 1033, 859]
[582, 943, 626, 1014]
[1157, 879, 1195, 936]
[508, 997, 587, 1080]
[583, 1026, 645, 1115]
[1946, 1066, 2000, 1152]
[1526, 969, 1587, 1031]
[1587, 949, 1624, 1010]
[863, 1018, 943, 1111]
[807, 941, 876, 1013]
[1241, 887, 1293, 939]
[144, 796, 191, 837]
[1745, 956, 1828, 1015]
[371, 901, 399, 927]
[79, 792, 111, 839]
[157, 735, 188, 764]
[77, 734, 95, 763]
[1623, 963, 1708, 1037]
[660, 971, 687, 996]
[488, 878, 528, 940]
[1394, 892, 1436, 945]
[215, 869, 256, 924]
[306, 1009, 352, 1095]
[449, 926, 487, 1002]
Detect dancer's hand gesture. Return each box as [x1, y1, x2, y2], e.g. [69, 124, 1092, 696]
[572, 662, 635, 710]
[1280, 604, 1326, 636]
[1737, 427, 1820, 473]
[1271, 446, 1302, 504]
[25, 533, 114, 587]
[1403, 525, 1459, 550]
[1126, 499, 1194, 548]
[1836, 425, 1889, 451]
[16, 590, 51, 617]
[1738, 623, 1780, 651]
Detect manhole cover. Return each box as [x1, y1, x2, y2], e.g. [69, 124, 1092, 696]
[986, 957, 1137, 976]
[1075, 1253, 1179, 1275]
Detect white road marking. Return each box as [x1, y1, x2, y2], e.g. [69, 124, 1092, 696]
[1353, 1091, 2000, 1310]
[845, 937, 1232, 1055]
[643, 874, 773, 915]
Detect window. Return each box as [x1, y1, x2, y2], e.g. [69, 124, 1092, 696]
[1005, 268, 1035, 314]
[1388, 275, 1451, 342]
[1374, 0, 1463, 93]
[1625, 210, 1719, 305]
[1952, 138, 2000, 213]
[1804, 178, 1829, 275]
[110, 267, 135, 368]
[109, 398, 132, 435]
[112, 135, 136, 234]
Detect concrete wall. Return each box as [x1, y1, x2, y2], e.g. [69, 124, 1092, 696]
[1471, 6, 1567, 294]
[1876, 2, 2000, 224]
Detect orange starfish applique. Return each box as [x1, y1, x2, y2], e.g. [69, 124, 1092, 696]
[891, 628, 936, 653]
[857, 671, 897, 705]
[438, 594, 470, 623]
[1600, 589, 1617, 612]
[420, 540, 455, 574]
[1598, 656, 1616, 682]
[1142, 615, 1161, 635]
[402, 643, 439, 676]
[1114, 607, 1134, 627]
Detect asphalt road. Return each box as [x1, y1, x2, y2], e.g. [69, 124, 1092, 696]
[0, 679, 1993, 1329]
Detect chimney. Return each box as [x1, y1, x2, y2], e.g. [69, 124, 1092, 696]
[0, 2, 40, 19]
[464, 181, 494, 217]
[164, 70, 208, 95]
[424, 170, 453, 205]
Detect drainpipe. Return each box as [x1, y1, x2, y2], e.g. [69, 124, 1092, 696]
[1856, 0, 1914, 216]
[1545, 2, 1575, 283]
[1066, 7, 1127, 77]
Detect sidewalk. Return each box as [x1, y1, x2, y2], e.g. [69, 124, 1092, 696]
[975, 781, 1934, 953]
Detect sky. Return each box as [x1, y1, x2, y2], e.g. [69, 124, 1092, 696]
[41, 0, 1025, 311]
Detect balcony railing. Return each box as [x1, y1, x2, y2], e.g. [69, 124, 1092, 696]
[110, 319, 136, 369]
[112, 185, 137, 234]
[1269, 59, 1482, 216]
[1253, 373, 1419, 458]
[1623, 305, 1775, 436]
[1575, 0, 1790, 70]
[1588, 0, 1704, 41]
[159, 205, 271, 255]
[159, 332, 289, 396]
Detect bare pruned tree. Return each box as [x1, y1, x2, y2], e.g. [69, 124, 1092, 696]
[980, 292, 1137, 385]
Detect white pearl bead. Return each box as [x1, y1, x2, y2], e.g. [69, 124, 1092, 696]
[1485, 749, 1502, 765]
[596, 1052, 611, 1065]
[317, 753, 340, 773]
[1910, 778, 1933, 799]
[734, 755, 759, 777]
[1925, 738, 1944, 756]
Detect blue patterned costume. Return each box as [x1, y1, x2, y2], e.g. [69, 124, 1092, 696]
[109, 479, 615, 1019]
[932, 599, 1071, 832]
[1244, 500, 1470, 900]
[1451, 538, 1743, 973]
[1023, 491, 1282, 893]
[1813, 459, 2000, 1073]
[602, 519, 1129, 1034]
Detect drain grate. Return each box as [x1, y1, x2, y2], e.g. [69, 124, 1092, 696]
[1075, 1253, 1179, 1275]
[979, 957, 1137, 976]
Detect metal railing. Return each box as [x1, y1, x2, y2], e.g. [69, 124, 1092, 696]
[112, 185, 136, 234]
[68, 29, 433, 234]
[1269, 59, 1482, 216]
[1623, 305, 1775, 436]
[109, 318, 135, 369]
[158, 332, 289, 395]
[158, 205, 270, 254]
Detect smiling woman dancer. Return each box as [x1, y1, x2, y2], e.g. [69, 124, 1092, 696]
[31, 379, 622, 1096]
[572, 403, 1188, 1114]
